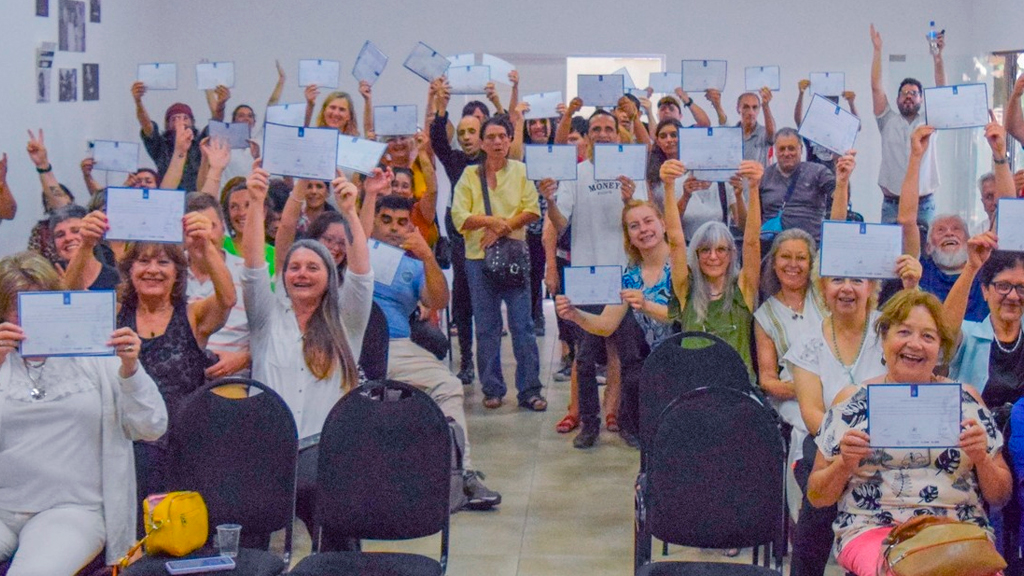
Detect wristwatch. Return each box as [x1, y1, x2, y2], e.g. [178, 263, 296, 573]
[994, 155, 1009, 165]
[683, 98, 694, 108]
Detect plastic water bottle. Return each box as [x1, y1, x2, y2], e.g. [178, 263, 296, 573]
[927, 21, 940, 55]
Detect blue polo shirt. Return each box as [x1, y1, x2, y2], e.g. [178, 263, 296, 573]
[372, 253, 424, 338]
[920, 256, 988, 323]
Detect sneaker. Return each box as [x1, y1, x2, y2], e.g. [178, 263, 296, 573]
[552, 355, 572, 382]
[463, 470, 501, 510]
[573, 426, 599, 449]
[457, 366, 475, 386]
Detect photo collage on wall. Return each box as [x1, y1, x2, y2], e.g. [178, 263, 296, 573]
[36, 0, 101, 103]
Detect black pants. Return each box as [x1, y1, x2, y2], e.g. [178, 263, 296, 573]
[527, 232, 545, 323]
[134, 441, 169, 537]
[791, 434, 838, 576]
[577, 309, 649, 435]
[446, 210, 473, 368]
[555, 256, 580, 353]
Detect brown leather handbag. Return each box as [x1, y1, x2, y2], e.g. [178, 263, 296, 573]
[882, 515, 1006, 576]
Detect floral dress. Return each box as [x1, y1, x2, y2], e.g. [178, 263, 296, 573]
[621, 261, 673, 346]
[816, 386, 1001, 556]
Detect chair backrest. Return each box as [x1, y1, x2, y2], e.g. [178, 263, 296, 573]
[645, 386, 785, 550]
[638, 331, 751, 449]
[359, 301, 390, 381]
[166, 377, 298, 547]
[314, 379, 451, 546]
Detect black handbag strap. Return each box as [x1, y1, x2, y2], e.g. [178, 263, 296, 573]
[478, 166, 493, 217]
[777, 165, 802, 216]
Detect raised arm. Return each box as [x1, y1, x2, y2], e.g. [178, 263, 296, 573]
[184, 211, 236, 345]
[844, 91, 860, 119]
[870, 24, 888, 116]
[677, 89, 711, 128]
[705, 89, 728, 126]
[26, 129, 69, 211]
[759, 88, 776, 143]
[159, 120, 194, 190]
[357, 167, 393, 239]
[414, 133, 438, 223]
[80, 157, 103, 196]
[131, 82, 155, 137]
[932, 32, 947, 87]
[303, 85, 319, 128]
[507, 70, 520, 116]
[661, 159, 690, 306]
[795, 79, 809, 125]
[0, 154, 15, 220]
[243, 163, 269, 269]
[274, 178, 308, 275]
[509, 102, 526, 161]
[333, 172, 369, 275]
[485, 82, 505, 115]
[944, 232, 997, 337]
[831, 151, 856, 220]
[267, 60, 286, 107]
[987, 116, 1016, 202]
[63, 210, 106, 290]
[738, 161, 764, 311]
[360, 81, 374, 138]
[537, 178, 567, 233]
[898, 125, 935, 258]
[207, 85, 230, 123]
[1007, 75, 1024, 146]
[555, 98, 583, 145]
[199, 137, 230, 196]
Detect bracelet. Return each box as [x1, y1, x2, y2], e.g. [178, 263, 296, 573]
[287, 196, 303, 204]
[36, 164, 52, 174]
[684, 98, 694, 108]
[994, 155, 1009, 165]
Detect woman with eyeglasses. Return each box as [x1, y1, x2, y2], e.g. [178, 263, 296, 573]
[946, 232, 1024, 429]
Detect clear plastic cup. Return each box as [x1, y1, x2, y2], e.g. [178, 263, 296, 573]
[216, 523, 241, 557]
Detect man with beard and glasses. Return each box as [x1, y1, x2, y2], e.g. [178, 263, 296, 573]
[870, 24, 946, 225]
[892, 124, 1017, 322]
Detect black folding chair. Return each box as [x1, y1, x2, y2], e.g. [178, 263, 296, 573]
[123, 377, 298, 576]
[289, 380, 451, 576]
[359, 301, 390, 381]
[635, 387, 786, 575]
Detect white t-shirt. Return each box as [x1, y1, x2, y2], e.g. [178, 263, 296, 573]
[187, 251, 248, 354]
[555, 159, 648, 267]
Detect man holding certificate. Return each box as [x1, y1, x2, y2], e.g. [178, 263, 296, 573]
[870, 24, 946, 225]
[807, 290, 1010, 576]
[541, 108, 648, 448]
[130, 82, 207, 191]
[0, 251, 167, 573]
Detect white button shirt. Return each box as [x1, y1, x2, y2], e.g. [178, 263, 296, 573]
[242, 264, 374, 438]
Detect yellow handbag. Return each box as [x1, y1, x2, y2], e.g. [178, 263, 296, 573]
[113, 492, 209, 576]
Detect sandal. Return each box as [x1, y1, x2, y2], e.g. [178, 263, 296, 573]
[605, 413, 620, 432]
[518, 395, 548, 412]
[483, 396, 503, 409]
[556, 413, 579, 434]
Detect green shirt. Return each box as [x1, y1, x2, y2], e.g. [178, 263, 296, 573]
[224, 236, 275, 278]
[670, 278, 755, 382]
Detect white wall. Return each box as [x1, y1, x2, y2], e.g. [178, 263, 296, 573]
[1, 0, 1001, 257]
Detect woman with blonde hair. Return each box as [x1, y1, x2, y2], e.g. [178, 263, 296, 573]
[306, 88, 360, 136]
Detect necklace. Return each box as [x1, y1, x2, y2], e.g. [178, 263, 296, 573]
[830, 317, 869, 386]
[22, 358, 47, 400]
[993, 325, 1023, 355]
[777, 293, 805, 320]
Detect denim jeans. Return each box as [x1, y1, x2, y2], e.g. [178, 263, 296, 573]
[465, 259, 543, 403]
[880, 192, 935, 226]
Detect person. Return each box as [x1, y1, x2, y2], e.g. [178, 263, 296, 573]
[1003, 72, 1024, 149]
[973, 172, 999, 235]
[541, 107, 648, 445]
[870, 23, 946, 225]
[736, 89, 776, 167]
[220, 178, 276, 276]
[50, 204, 119, 290]
[369, 194, 502, 508]
[306, 89, 360, 136]
[554, 199, 673, 447]
[210, 62, 287, 182]
[662, 157, 764, 380]
[451, 115, 545, 411]
[786, 254, 921, 576]
[242, 164, 373, 531]
[894, 124, 1016, 321]
[359, 161, 438, 248]
[0, 251, 166, 574]
[758, 127, 838, 245]
[24, 129, 75, 265]
[130, 82, 207, 190]
[946, 232, 1024, 429]
[613, 94, 652, 146]
[653, 90, 711, 128]
[806, 289, 1011, 576]
[0, 153, 16, 223]
[793, 81, 859, 173]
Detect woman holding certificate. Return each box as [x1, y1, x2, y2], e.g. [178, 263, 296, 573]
[806, 289, 1011, 576]
[0, 251, 167, 574]
[659, 157, 762, 380]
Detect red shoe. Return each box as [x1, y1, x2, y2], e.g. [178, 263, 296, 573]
[556, 413, 579, 433]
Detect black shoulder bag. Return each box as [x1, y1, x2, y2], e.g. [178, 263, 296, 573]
[478, 167, 530, 289]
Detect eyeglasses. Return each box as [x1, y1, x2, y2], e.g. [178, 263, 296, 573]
[990, 281, 1024, 298]
[696, 246, 730, 258]
[899, 90, 920, 98]
[319, 235, 346, 248]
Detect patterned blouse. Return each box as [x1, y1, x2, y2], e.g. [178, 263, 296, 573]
[816, 386, 1002, 555]
[621, 261, 673, 345]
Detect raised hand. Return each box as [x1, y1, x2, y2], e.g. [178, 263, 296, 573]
[737, 160, 765, 186]
[798, 79, 810, 93]
[910, 124, 936, 157]
[131, 81, 147, 103]
[108, 326, 142, 377]
[26, 129, 49, 169]
[966, 231, 998, 270]
[843, 91, 857, 104]
[894, 254, 923, 290]
[566, 97, 584, 116]
[201, 137, 231, 170]
[835, 151, 857, 183]
[172, 118, 194, 153]
[759, 86, 773, 106]
[660, 159, 686, 187]
[275, 59, 286, 82]
[80, 157, 95, 178]
[985, 111, 1007, 157]
[705, 88, 722, 106]
[870, 24, 883, 51]
[78, 210, 108, 248]
[363, 166, 394, 196]
[331, 171, 358, 215]
[304, 84, 319, 105]
[359, 80, 372, 101]
[246, 161, 269, 203]
[537, 178, 558, 202]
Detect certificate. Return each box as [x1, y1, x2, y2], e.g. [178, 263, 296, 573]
[195, 61, 235, 90]
[262, 123, 339, 181]
[611, 67, 636, 90]
[649, 72, 681, 94]
[368, 240, 406, 286]
[19, 291, 116, 357]
[522, 91, 562, 120]
[592, 144, 647, 181]
[447, 53, 474, 67]
[809, 71, 845, 97]
[996, 198, 1024, 251]
[677, 127, 742, 171]
[447, 65, 490, 94]
[818, 221, 902, 279]
[404, 42, 450, 82]
[265, 102, 307, 127]
[798, 94, 861, 155]
[525, 145, 578, 181]
[577, 74, 624, 108]
[745, 65, 781, 91]
[373, 105, 418, 137]
[564, 266, 623, 306]
[868, 383, 962, 448]
[691, 170, 735, 183]
[91, 140, 139, 173]
[299, 59, 340, 88]
[137, 62, 177, 90]
[482, 53, 515, 86]
[352, 41, 388, 86]
[924, 83, 989, 130]
[209, 121, 251, 149]
[681, 60, 727, 92]
[105, 187, 185, 243]
[336, 135, 388, 175]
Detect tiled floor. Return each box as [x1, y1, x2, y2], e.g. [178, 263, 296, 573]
[282, 300, 847, 575]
